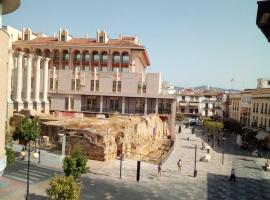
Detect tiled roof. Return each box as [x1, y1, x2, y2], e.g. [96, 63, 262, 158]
[14, 37, 143, 48]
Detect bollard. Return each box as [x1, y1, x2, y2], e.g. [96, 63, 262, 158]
[194, 145, 197, 177]
[136, 161, 141, 182]
[120, 156, 123, 179]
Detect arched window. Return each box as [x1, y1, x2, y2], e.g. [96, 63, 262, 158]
[101, 52, 108, 63]
[122, 52, 129, 63]
[35, 49, 42, 56]
[74, 50, 81, 61]
[44, 49, 51, 58]
[82, 51, 90, 61]
[63, 50, 69, 60]
[92, 51, 99, 62]
[113, 52, 120, 63]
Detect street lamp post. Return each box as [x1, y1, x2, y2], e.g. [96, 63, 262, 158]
[20, 141, 40, 200]
[222, 137, 226, 165]
[194, 145, 197, 177]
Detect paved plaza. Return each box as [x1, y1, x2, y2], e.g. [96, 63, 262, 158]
[0, 125, 270, 199]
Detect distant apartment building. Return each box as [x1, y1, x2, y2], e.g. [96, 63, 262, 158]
[177, 90, 200, 119]
[161, 81, 176, 95]
[6, 27, 176, 127]
[177, 89, 226, 119]
[228, 79, 270, 129]
[200, 92, 226, 118]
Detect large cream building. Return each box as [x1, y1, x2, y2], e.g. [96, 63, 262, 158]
[6, 27, 176, 131]
[0, 0, 21, 175]
[228, 79, 270, 129]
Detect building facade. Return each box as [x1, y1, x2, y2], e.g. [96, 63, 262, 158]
[228, 79, 270, 129]
[0, 0, 21, 175]
[7, 27, 176, 131]
[177, 89, 226, 119]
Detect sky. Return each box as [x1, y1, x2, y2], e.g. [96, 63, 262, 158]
[3, 0, 270, 90]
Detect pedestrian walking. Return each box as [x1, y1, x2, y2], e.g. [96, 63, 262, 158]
[178, 125, 181, 133]
[177, 159, 182, 172]
[158, 163, 162, 176]
[229, 168, 236, 182]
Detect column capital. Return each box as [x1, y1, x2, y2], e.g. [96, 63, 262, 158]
[16, 51, 24, 57]
[43, 57, 50, 63]
[27, 53, 34, 59]
[8, 49, 14, 54]
[35, 55, 42, 61]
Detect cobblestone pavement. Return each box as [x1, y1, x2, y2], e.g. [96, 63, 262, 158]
[1, 125, 270, 199]
[82, 125, 270, 200]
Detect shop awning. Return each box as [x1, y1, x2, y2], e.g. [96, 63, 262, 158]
[255, 130, 269, 140]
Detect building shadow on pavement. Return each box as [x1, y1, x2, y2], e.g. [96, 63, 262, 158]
[81, 176, 163, 200]
[29, 193, 48, 200]
[207, 173, 270, 200]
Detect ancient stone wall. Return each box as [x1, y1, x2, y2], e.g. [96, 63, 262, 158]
[41, 114, 172, 162]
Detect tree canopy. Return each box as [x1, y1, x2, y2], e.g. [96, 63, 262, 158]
[47, 174, 80, 200]
[13, 117, 40, 143]
[203, 120, 223, 135]
[63, 147, 89, 180]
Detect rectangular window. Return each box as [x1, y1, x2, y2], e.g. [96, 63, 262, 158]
[71, 79, 75, 90]
[113, 67, 119, 73]
[76, 79, 80, 90]
[55, 80, 58, 89]
[190, 109, 193, 113]
[91, 80, 95, 91]
[99, 36, 104, 43]
[50, 78, 54, 90]
[137, 82, 142, 93]
[65, 97, 69, 110]
[83, 66, 90, 71]
[113, 81, 117, 92]
[122, 67, 129, 73]
[96, 80, 99, 91]
[64, 65, 69, 70]
[181, 108, 185, 113]
[61, 34, 65, 42]
[102, 67, 108, 72]
[117, 81, 121, 92]
[71, 98, 74, 110]
[24, 33, 29, 40]
[142, 83, 146, 93]
[182, 96, 185, 101]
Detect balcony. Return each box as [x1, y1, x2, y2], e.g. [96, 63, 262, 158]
[179, 102, 188, 107]
[189, 102, 199, 107]
[256, 0, 270, 42]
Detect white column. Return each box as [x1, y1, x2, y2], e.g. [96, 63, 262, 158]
[25, 54, 34, 103]
[34, 56, 42, 103]
[0, 3, 2, 27]
[144, 98, 148, 116]
[100, 96, 103, 113]
[155, 98, 159, 114]
[7, 50, 14, 102]
[12, 56, 18, 101]
[15, 52, 24, 103]
[43, 58, 50, 102]
[122, 97, 125, 114]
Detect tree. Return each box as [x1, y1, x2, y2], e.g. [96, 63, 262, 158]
[63, 147, 89, 180]
[13, 117, 40, 145]
[47, 174, 80, 200]
[176, 113, 185, 122]
[203, 119, 223, 148]
[5, 147, 15, 167]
